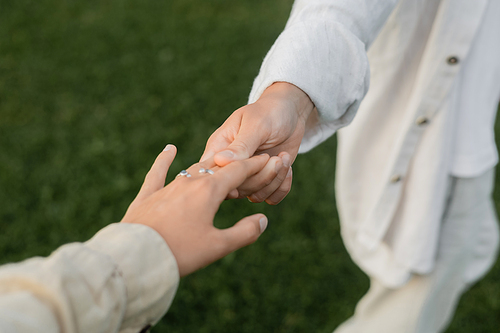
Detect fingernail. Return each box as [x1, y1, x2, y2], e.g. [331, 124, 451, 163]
[260, 153, 270, 159]
[286, 167, 292, 178]
[163, 144, 174, 151]
[216, 150, 234, 160]
[259, 216, 268, 233]
[248, 196, 255, 203]
[282, 154, 291, 168]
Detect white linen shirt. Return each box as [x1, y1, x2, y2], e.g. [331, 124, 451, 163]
[0, 223, 179, 333]
[249, 0, 500, 287]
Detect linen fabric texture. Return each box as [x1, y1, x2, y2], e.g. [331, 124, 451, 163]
[334, 168, 499, 333]
[0, 223, 179, 333]
[249, 0, 500, 287]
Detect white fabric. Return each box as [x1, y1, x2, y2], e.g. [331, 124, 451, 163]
[0, 223, 179, 333]
[450, 0, 500, 177]
[249, 0, 500, 287]
[334, 168, 499, 333]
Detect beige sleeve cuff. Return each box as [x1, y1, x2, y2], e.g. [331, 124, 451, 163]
[0, 223, 179, 333]
[85, 223, 180, 333]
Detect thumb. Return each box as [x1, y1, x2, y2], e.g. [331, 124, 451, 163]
[200, 127, 232, 163]
[214, 128, 265, 166]
[220, 214, 268, 253]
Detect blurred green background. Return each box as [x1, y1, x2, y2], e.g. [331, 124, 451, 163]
[0, 0, 499, 332]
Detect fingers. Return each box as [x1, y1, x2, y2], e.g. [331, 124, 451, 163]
[247, 152, 291, 204]
[219, 214, 268, 253]
[212, 154, 270, 197]
[137, 144, 177, 199]
[265, 166, 293, 205]
[234, 155, 282, 198]
[213, 114, 268, 166]
[185, 156, 218, 175]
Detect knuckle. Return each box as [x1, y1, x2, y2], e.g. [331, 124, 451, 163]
[276, 169, 288, 183]
[262, 173, 277, 187]
[236, 222, 260, 247]
[266, 189, 289, 205]
[243, 222, 261, 244]
[239, 187, 256, 198]
[265, 197, 280, 205]
[234, 187, 248, 198]
[249, 193, 266, 203]
[250, 221, 261, 238]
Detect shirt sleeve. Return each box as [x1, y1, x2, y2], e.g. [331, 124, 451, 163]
[0, 223, 179, 333]
[248, 0, 399, 153]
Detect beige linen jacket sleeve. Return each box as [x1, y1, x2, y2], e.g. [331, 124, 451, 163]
[0, 223, 179, 333]
[248, 0, 398, 152]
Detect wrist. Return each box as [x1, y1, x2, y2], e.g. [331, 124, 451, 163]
[259, 82, 314, 122]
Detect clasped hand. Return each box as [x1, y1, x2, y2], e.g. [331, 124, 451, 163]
[121, 82, 314, 278]
[201, 82, 314, 204]
[121, 145, 271, 277]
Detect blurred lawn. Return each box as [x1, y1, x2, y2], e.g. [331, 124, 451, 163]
[0, 0, 499, 332]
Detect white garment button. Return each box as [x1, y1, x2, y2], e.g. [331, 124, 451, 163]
[390, 174, 402, 183]
[415, 116, 430, 126]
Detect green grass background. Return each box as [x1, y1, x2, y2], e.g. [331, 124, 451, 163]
[0, 0, 499, 331]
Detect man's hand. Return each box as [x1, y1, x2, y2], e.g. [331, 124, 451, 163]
[201, 82, 314, 204]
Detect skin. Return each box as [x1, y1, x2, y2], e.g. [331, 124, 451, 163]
[201, 82, 315, 205]
[121, 145, 274, 277]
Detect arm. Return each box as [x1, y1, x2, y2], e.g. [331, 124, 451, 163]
[202, 0, 399, 202]
[0, 223, 178, 333]
[0, 145, 271, 333]
[250, 0, 398, 151]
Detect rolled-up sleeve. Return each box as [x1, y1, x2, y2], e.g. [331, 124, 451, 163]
[0, 223, 179, 333]
[248, 0, 398, 152]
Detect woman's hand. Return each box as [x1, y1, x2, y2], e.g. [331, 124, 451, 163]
[121, 145, 270, 277]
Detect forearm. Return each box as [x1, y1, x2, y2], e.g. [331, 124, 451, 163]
[0, 223, 179, 333]
[250, 0, 399, 146]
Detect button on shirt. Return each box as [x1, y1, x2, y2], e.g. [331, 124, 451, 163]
[249, 0, 500, 287]
[451, 0, 500, 177]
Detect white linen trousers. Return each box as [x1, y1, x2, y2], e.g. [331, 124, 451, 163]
[334, 168, 499, 333]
